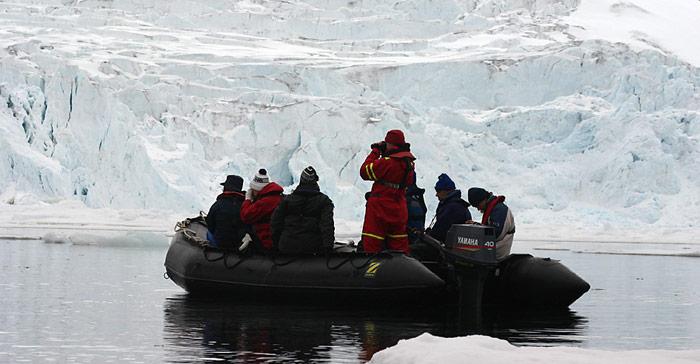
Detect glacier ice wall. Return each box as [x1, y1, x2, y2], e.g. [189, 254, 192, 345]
[0, 0, 698, 228]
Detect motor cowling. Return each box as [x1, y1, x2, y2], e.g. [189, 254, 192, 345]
[445, 224, 498, 266]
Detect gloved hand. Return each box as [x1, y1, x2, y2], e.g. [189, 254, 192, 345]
[370, 141, 386, 152]
[407, 227, 419, 235]
[239, 233, 253, 251]
[245, 188, 254, 201]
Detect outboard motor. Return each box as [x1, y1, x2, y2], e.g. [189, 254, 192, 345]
[430, 224, 590, 309]
[436, 224, 501, 311]
[445, 224, 499, 266]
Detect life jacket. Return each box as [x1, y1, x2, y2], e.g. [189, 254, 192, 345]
[383, 144, 415, 190]
[481, 195, 506, 225]
[360, 144, 416, 200]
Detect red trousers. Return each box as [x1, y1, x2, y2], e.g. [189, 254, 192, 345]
[361, 196, 409, 253]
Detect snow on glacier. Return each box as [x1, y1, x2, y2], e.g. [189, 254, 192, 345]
[567, 0, 700, 66]
[0, 0, 699, 244]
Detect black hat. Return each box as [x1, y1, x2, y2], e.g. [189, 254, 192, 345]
[220, 175, 244, 192]
[300, 166, 319, 184]
[468, 187, 491, 206]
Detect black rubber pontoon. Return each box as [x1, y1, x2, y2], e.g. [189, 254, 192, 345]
[164, 218, 446, 305]
[482, 254, 591, 307]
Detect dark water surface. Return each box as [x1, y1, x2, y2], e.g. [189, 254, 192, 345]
[1, 239, 698, 363]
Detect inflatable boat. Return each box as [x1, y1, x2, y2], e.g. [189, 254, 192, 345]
[164, 217, 590, 308]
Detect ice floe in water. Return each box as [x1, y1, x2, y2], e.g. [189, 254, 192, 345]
[369, 333, 700, 364]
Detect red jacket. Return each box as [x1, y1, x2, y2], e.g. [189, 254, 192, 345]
[360, 147, 416, 199]
[240, 182, 284, 250]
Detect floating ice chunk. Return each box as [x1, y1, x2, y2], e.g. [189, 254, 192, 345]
[369, 333, 700, 364]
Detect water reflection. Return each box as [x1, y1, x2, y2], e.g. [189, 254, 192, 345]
[481, 309, 588, 346]
[162, 295, 587, 363]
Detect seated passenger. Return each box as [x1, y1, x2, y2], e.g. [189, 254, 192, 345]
[240, 169, 284, 252]
[271, 166, 335, 254]
[467, 187, 515, 261]
[205, 175, 248, 250]
[406, 173, 427, 245]
[427, 173, 471, 243]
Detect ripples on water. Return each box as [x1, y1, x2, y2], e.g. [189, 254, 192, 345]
[1, 239, 698, 363]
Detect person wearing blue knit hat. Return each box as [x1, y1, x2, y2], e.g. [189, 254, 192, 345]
[426, 173, 472, 243]
[434, 173, 456, 191]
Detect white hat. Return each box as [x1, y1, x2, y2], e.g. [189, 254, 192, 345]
[250, 168, 270, 191]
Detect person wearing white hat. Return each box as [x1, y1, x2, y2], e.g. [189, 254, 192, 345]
[240, 168, 284, 251]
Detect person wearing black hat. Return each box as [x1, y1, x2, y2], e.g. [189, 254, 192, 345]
[426, 173, 472, 243]
[271, 166, 335, 254]
[205, 175, 249, 251]
[467, 187, 515, 261]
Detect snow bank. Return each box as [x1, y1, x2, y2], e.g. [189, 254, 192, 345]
[369, 333, 700, 364]
[0, 0, 699, 242]
[0, 200, 174, 246]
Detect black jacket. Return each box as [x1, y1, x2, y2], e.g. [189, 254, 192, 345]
[271, 182, 335, 254]
[406, 184, 427, 231]
[206, 192, 247, 250]
[428, 189, 472, 243]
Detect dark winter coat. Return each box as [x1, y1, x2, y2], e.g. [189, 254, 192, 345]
[482, 195, 515, 261]
[428, 189, 472, 243]
[271, 182, 335, 254]
[205, 191, 248, 250]
[240, 182, 284, 251]
[406, 184, 427, 242]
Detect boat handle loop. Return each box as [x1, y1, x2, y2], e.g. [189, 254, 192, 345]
[223, 253, 247, 270]
[201, 246, 225, 262]
[326, 255, 352, 270]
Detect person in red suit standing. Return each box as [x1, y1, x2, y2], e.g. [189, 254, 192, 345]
[240, 168, 284, 252]
[359, 129, 416, 253]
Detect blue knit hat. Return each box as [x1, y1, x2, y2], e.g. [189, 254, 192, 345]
[434, 173, 456, 191]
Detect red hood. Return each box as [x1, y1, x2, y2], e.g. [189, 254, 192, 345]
[257, 182, 284, 197]
[388, 150, 415, 160]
